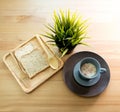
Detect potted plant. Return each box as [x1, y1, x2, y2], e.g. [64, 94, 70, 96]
[43, 10, 88, 57]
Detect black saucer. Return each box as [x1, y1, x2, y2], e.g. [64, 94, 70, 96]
[63, 51, 110, 97]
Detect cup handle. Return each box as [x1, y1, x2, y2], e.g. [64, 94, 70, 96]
[100, 68, 107, 73]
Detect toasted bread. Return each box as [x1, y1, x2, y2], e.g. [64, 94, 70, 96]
[14, 43, 49, 78]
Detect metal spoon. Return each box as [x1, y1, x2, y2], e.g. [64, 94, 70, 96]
[36, 34, 59, 70]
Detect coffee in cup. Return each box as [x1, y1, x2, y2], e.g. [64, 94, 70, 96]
[80, 62, 97, 78]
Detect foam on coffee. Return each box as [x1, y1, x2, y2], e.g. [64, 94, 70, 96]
[80, 63, 97, 77]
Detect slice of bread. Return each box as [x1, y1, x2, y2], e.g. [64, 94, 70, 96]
[14, 43, 49, 78]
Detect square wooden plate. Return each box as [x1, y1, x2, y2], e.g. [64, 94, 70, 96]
[3, 36, 63, 93]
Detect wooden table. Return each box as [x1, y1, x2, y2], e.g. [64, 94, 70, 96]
[0, 0, 120, 112]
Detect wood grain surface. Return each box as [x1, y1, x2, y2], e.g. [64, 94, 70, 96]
[0, 0, 120, 112]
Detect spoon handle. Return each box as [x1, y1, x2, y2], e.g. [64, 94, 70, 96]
[36, 34, 59, 70]
[36, 35, 53, 56]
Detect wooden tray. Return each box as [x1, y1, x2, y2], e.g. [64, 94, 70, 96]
[3, 36, 63, 93]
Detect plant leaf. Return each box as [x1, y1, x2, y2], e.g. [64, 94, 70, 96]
[61, 48, 68, 57]
[45, 24, 55, 34]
